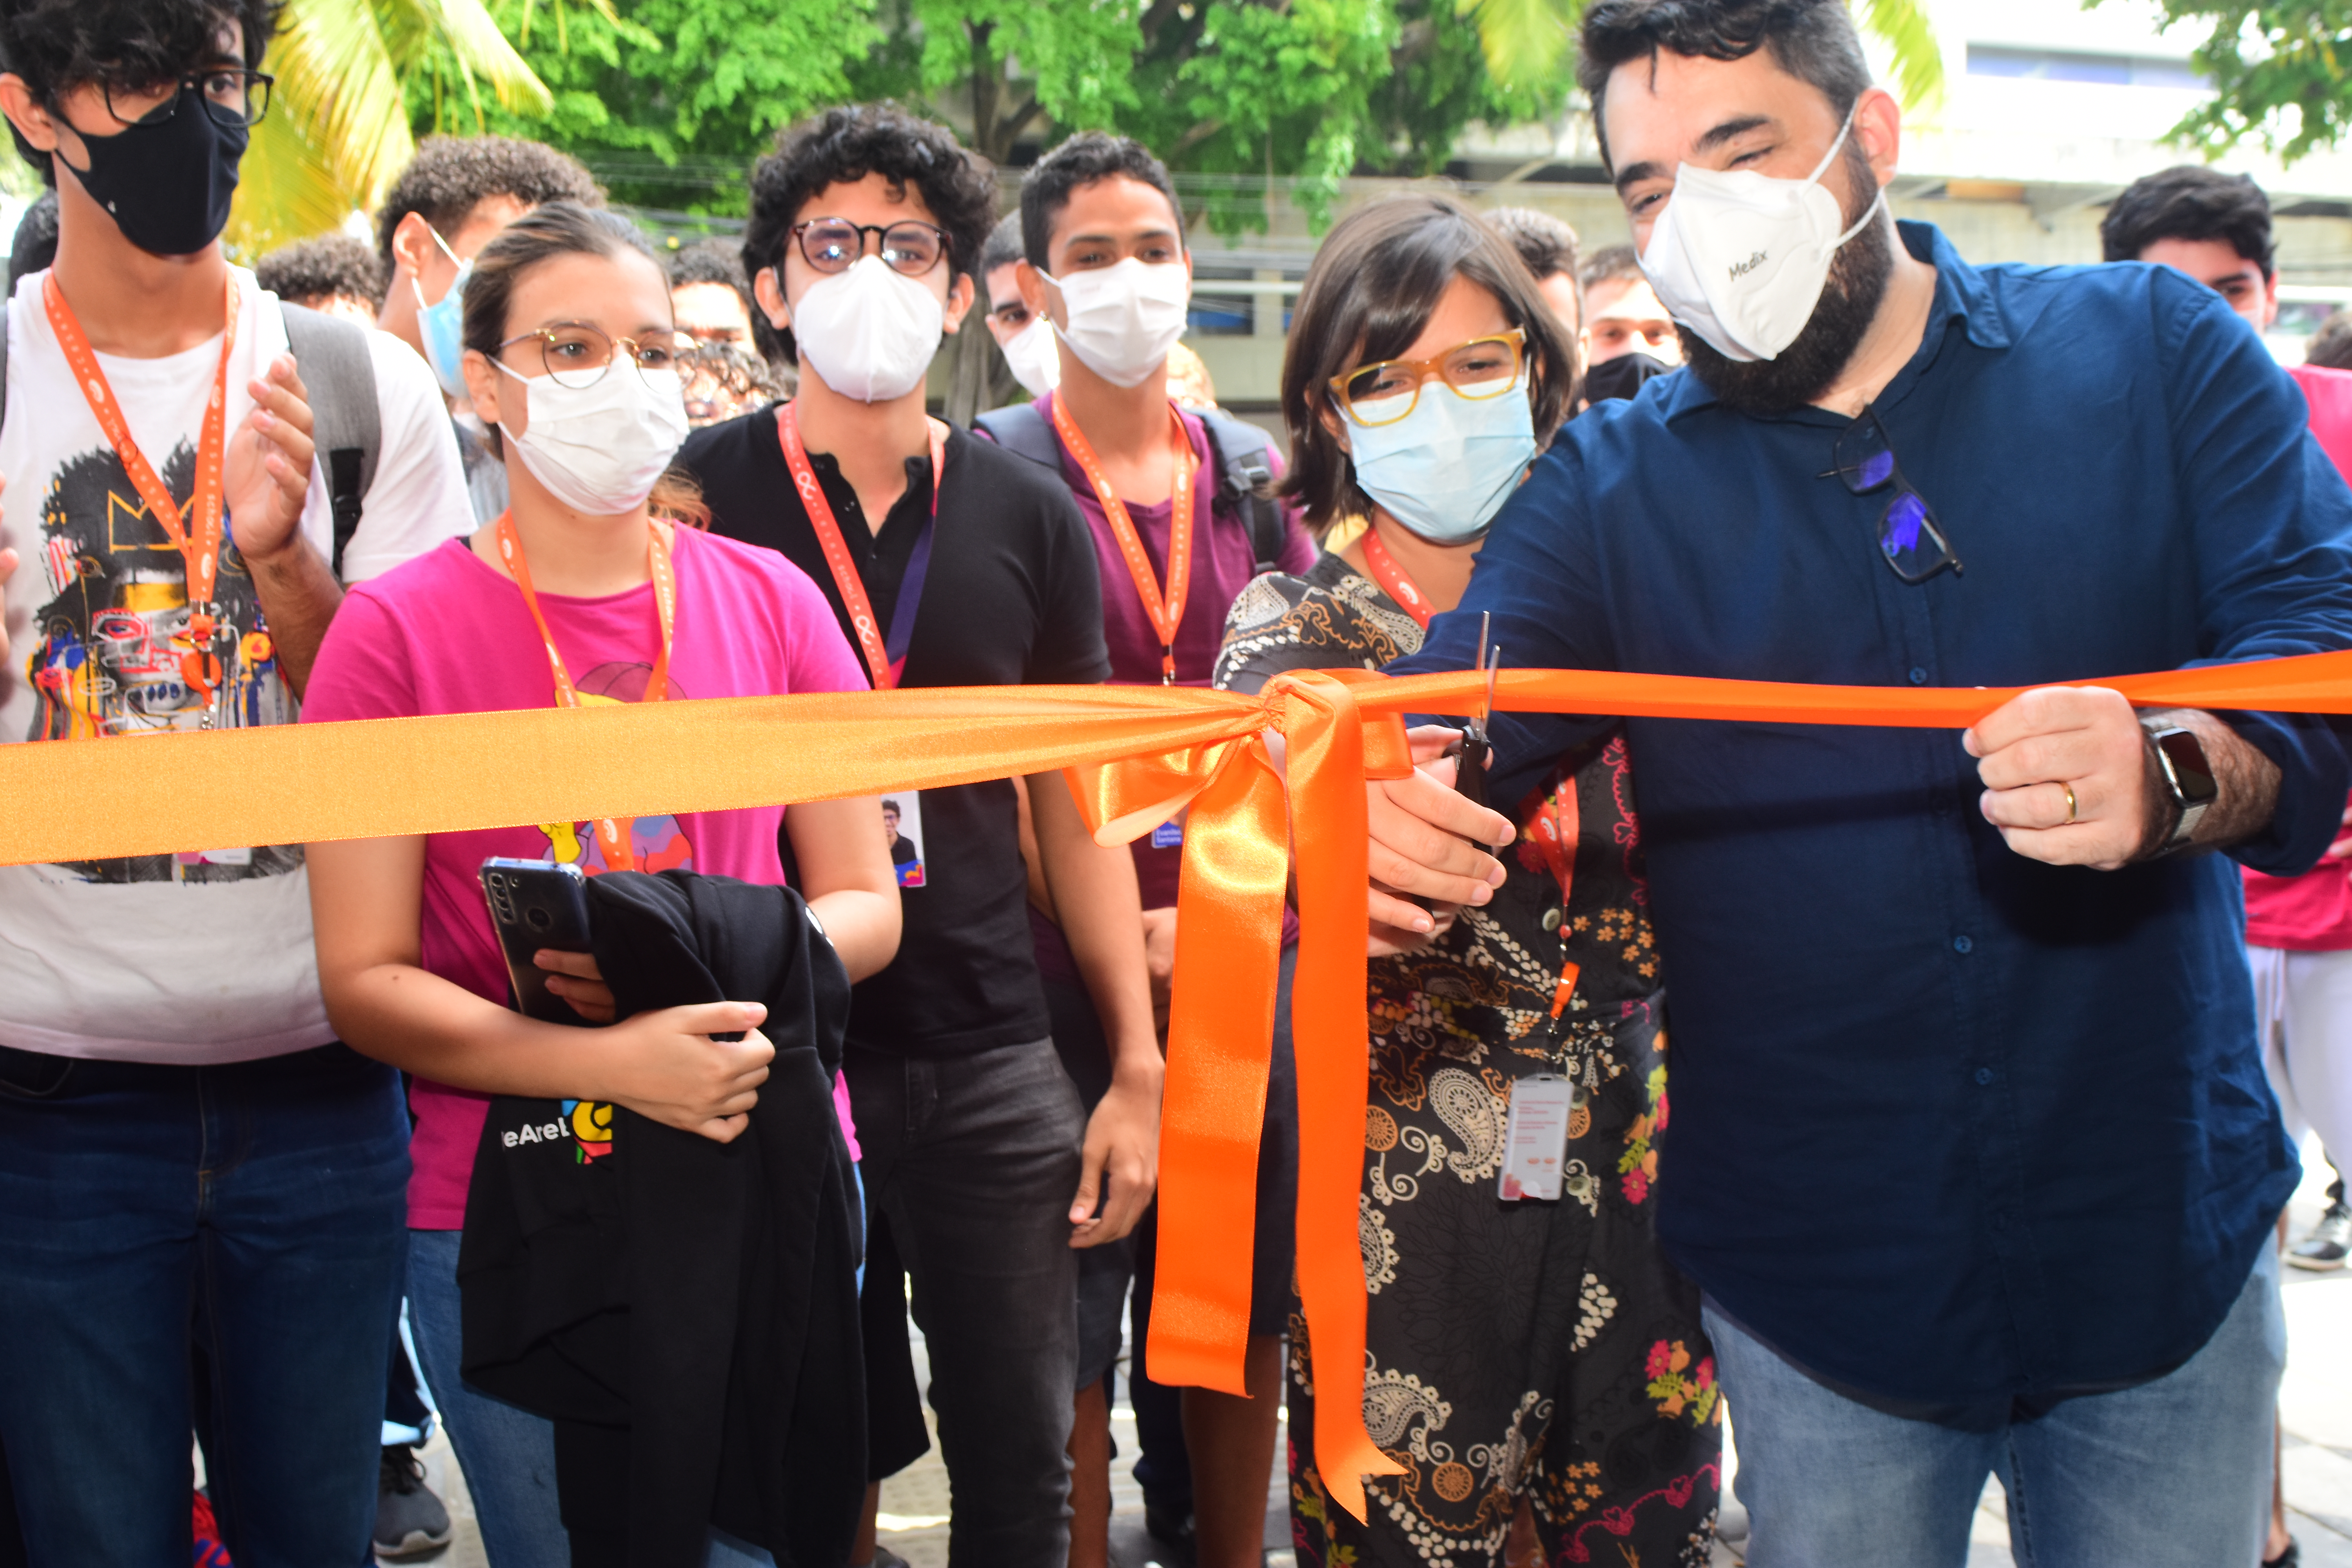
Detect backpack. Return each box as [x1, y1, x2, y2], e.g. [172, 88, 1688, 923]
[0, 298, 383, 579]
[972, 400, 1290, 572]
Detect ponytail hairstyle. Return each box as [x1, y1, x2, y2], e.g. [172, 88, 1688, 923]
[460, 199, 709, 527]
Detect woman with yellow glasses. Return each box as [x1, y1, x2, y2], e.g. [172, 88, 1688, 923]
[1216, 193, 1720, 1568]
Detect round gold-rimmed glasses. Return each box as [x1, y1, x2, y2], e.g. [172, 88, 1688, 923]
[497, 323, 679, 390]
[1330, 328, 1528, 427]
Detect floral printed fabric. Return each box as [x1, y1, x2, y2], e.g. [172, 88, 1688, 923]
[1218, 552, 1720, 1568]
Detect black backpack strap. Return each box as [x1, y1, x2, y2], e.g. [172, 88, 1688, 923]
[279, 302, 381, 581]
[971, 403, 1062, 472]
[1196, 407, 1288, 571]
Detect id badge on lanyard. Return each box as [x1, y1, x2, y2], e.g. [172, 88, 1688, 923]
[1499, 1075, 1575, 1202]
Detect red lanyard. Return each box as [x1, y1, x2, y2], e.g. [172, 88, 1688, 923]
[48, 272, 239, 724]
[777, 401, 947, 692]
[1359, 523, 1432, 630]
[1050, 393, 1196, 683]
[495, 509, 677, 871]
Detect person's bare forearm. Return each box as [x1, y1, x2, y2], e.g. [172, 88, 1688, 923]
[806, 889, 900, 983]
[1027, 771, 1159, 1079]
[327, 960, 635, 1100]
[2136, 707, 2282, 857]
[247, 533, 342, 697]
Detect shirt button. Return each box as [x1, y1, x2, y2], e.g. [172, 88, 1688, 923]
[1909, 667, 1929, 685]
[1541, 907, 1563, 933]
[1975, 1067, 1994, 1086]
[1953, 935, 1974, 954]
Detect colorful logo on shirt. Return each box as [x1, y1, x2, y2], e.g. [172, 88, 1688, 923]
[535, 661, 699, 876]
[563, 1098, 616, 1163]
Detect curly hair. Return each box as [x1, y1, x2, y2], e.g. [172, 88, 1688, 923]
[1019, 131, 1182, 269]
[1280, 194, 1579, 535]
[1575, 0, 1871, 171]
[2100, 165, 2275, 279]
[741, 102, 997, 366]
[1485, 206, 1579, 283]
[374, 135, 603, 269]
[0, 0, 280, 179]
[2308, 309, 2352, 372]
[254, 231, 385, 312]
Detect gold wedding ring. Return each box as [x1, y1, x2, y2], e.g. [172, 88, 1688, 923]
[2062, 782, 2078, 825]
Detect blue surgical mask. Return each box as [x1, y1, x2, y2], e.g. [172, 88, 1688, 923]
[1346, 376, 1539, 544]
[411, 226, 472, 399]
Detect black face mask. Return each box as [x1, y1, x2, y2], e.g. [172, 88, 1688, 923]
[58, 83, 247, 257]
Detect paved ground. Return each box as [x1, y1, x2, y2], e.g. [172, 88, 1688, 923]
[395, 1134, 2352, 1567]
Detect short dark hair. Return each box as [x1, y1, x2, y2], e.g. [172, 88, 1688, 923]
[1280, 193, 1579, 534]
[1020, 131, 1183, 270]
[1486, 207, 1580, 283]
[7, 187, 56, 292]
[1576, 0, 1872, 171]
[667, 236, 752, 310]
[459, 200, 704, 525]
[254, 231, 385, 312]
[742, 102, 997, 367]
[2307, 309, 2352, 372]
[2100, 165, 2275, 278]
[1578, 242, 1643, 293]
[980, 211, 1024, 280]
[374, 136, 603, 269]
[0, 0, 279, 180]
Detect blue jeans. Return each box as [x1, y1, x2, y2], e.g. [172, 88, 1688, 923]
[1706, 1243, 2285, 1568]
[410, 1230, 782, 1568]
[0, 1042, 408, 1567]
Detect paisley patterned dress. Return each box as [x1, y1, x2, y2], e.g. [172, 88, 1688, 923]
[1216, 551, 1721, 1568]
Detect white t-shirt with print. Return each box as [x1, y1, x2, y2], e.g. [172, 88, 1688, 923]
[0, 266, 472, 1062]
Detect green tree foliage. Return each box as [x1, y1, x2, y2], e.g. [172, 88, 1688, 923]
[2111, 0, 2352, 164]
[408, 0, 882, 212]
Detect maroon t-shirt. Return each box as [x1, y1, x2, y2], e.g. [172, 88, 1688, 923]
[1015, 397, 1316, 982]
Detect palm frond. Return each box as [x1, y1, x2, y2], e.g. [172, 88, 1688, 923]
[1855, 0, 1945, 111]
[225, 99, 351, 259]
[1457, 0, 1574, 92]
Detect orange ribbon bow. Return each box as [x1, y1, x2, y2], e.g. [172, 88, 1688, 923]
[9, 652, 2352, 1519]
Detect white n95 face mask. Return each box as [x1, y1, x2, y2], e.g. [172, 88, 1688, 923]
[497, 362, 690, 516]
[1637, 102, 1884, 362]
[787, 254, 946, 403]
[1347, 376, 1538, 545]
[1041, 258, 1191, 388]
[1000, 314, 1062, 397]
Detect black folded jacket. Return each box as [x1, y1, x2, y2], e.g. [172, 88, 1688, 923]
[458, 869, 865, 1568]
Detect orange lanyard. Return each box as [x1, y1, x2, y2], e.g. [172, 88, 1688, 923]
[1359, 523, 1433, 630]
[777, 401, 948, 692]
[48, 272, 240, 722]
[495, 509, 677, 871]
[1050, 393, 1196, 684]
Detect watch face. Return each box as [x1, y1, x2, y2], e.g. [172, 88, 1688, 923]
[2156, 728, 2220, 806]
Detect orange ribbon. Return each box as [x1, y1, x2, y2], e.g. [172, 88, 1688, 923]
[9, 652, 2352, 1519]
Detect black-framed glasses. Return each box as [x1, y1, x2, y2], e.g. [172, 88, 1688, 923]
[1830, 406, 1963, 584]
[103, 70, 273, 130]
[788, 218, 950, 278]
[497, 323, 678, 389]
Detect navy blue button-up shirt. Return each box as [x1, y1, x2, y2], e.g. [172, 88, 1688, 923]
[1393, 222, 2352, 1405]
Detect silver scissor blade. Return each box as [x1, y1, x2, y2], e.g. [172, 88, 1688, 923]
[1479, 643, 1501, 733]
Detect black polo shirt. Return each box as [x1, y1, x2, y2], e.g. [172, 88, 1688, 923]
[676, 409, 1110, 1057]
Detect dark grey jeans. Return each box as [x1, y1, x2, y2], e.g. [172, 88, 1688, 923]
[845, 1036, 1084, 1568]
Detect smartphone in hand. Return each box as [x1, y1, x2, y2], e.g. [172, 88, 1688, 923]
[480, 858, 593, 1025]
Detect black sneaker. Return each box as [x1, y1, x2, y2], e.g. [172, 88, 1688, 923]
[1143, 1500, 1197, 1565]
[374, 1443, 453, 1561]
[2290, 1200, 2351, 1272]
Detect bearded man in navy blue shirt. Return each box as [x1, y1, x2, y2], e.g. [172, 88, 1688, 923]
[1365, 1, 2352, 1561]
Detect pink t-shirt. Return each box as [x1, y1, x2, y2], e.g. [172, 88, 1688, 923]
[302, 530, 871, 1228]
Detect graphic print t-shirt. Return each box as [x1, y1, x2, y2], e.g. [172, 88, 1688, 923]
[0, 267, 472, 1061]
[301, 527, 871, 1227]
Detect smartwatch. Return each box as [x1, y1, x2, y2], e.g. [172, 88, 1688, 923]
[2143, 724, 2218, 855]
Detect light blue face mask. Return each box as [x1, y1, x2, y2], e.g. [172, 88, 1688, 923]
[411, 226, 472, 399]
[1345, 373, 1538, 544]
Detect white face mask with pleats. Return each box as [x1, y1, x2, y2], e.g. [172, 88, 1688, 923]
[1637, 102, 1884, 362]
[496, 361, 690, 516]
[1041, 258, 1191, 387]
[1000, 314, 1062, 397]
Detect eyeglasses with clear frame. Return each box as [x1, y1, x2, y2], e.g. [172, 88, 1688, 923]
[1829, 405, 1962, 585]
[497, 323, 680, 390]
[103, 69, 274, 130]
[788, 219, 951, 278]
[1330, 328, 1527, 427]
